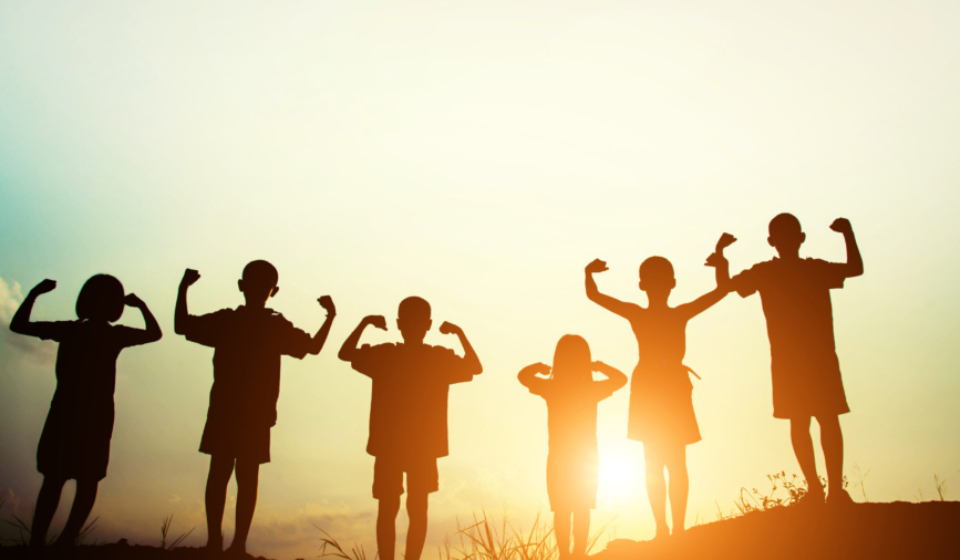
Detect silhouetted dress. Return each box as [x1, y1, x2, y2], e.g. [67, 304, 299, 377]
[33, 320, 148, 480]
[181, 306, 313, 464]
[730, 257, 850, 418]
[524, 378, 618, 512]
[626, 308, 702, 447]
[349, 343, 474, 498]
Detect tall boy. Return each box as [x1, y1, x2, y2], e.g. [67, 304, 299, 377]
[722, 214, 863, 505]
[175, 261, 337, 554]
[339, 297, 482, 560]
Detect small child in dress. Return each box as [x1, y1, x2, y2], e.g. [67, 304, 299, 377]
[584, 233, 734, 539]
[720, 214, 863, 506]
[174, 261, 337, 554]
[518, 335, 627, 559]
[9, 275, 162, 550]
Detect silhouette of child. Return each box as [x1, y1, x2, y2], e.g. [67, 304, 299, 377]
[338, 297, 482, 560]
[518, 335, 627, 560]
[174, 261, 336, 554]
[719, 214, 863, 506]
[584, 233, 733, 539]
[8, 275, 162, 550]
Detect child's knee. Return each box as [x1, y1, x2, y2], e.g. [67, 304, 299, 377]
[406, 492, 429, 515]
[378, 496, 401, 516]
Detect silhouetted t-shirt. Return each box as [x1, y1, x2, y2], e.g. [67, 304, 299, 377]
[351, 343, 473, 460]
[731, 257, 850, 417]
[181, 306, 312, 429]
[524, 378, 618, 455]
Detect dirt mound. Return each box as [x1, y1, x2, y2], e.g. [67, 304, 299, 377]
[598, 501, 960, 560]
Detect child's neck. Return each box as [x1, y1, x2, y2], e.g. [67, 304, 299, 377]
[646, 292, 671, 309]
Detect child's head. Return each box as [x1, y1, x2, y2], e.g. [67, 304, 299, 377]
[76, 274, 125, 322]
[397, 296, 432, 344]
[638, 256, 676, 296]
[238, 260, 279, 306]
[768, 213, 805, 257]
[551, 334, 592, 383]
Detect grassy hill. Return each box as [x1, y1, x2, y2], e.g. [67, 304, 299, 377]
[598, 501, 960, 560]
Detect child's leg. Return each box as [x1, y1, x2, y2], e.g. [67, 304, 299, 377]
[30, 476, 67, 548]
[56, 479, 99, 546]
[643, 445, 668, 537]
[205, 455, 235, 549]
[663, 445, 688, 534]
[405, 492, 429, 560]
[229, 459, 261, 553]
[377, 496, 401, 560]
[816, 415, 844, 493]
[571, 508, 590, 556]
[554, 510, 572, 558]
[789, 417, 823, 494]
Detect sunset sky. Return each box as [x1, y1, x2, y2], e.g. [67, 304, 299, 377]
[1, 1, 959, 558]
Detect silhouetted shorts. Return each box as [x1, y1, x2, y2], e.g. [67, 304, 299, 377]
[372, 455, 439, 499]
[199, 419, 271, 464]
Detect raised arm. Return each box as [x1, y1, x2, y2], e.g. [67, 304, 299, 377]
[9, 279, 57, 337]
[592, 361, 628, 393]
[518, 362, 551, 390]
[173, 269, 200, 335]
[120, 294, 163, 345]
[680, 233, 737, 320]
[585, 259, 640, 319]
[830, 218, 863, 277]
[306, 296, 337, 355]
[338, 315, 386, 362]
[439, 321, 483, 375]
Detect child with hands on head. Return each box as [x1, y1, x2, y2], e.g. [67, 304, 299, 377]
[518, 335, 627, 560]
[174, 261, 336, 555]
[9, 275, 162, 551]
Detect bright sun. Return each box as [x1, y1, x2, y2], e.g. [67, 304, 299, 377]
[599, 454, 638, 491]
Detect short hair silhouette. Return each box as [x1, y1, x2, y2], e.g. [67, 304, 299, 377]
[639, 256, 675, 289]
[769, 213, 803, 237]
[399, 296, 431, 322]
[242, 260, 279, 288]
[76, 274, 125, 322]
[551, 334, 592, 383]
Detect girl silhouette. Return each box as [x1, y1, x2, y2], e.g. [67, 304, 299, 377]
[518, 335, 627, 559]
[9, 275, 162, 549]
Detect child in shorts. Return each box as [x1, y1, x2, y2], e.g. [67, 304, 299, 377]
[338, 297, 482, 560]
[175, 261, 337, 554]
[9, 275, 162, 550]
[720, 214, 863, 506]
[518, 335, 627, 559]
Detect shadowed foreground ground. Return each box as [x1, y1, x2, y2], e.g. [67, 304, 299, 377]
[599, 501, 960, 560]
[1, 542, 280, 560]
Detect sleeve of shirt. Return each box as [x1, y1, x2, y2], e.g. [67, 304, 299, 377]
[275, 314, 313, 359]
[182, 309, 230, 348]
[590, 379, 620, 401]
[31, 321, 73, 342]
[351, 343, 392, 379]
[730, 263, 763, 298]
[112, 325, 151, 348]
[525, 377, 552, 397]
[435, 347, 474, 384]
[810, 259, 847, 290]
